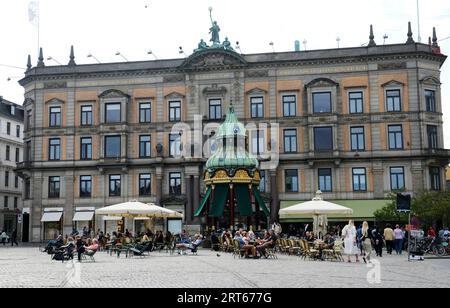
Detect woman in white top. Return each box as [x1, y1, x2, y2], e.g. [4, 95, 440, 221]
[341, 220, 360, 263]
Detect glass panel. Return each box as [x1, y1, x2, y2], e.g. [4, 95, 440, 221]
[105, 136, 121, 158]
[314, 127, 333, 151]
[313, 92, 332, 113]
[105, 103, 121, 123]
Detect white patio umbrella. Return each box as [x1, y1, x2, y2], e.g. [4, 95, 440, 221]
[279, 191, 353, 238]
[95, 200, 183, 218]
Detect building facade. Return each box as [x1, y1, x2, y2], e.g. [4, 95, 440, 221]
[0, 97, 24, 238]
[17, 26, 450, 242]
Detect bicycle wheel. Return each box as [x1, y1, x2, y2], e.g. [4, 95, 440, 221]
[433, 246, 446, 257]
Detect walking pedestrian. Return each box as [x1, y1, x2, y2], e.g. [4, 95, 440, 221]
[10, 229, 18, 246]
[341, 220, 360, 263]
[394, 225, 404, 255]
[384, 224, 394, 255]
[372, 226, 384, 257]
[361, 221, 372, 263]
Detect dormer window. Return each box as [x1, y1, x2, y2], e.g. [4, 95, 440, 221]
[11, 105, 15, 115]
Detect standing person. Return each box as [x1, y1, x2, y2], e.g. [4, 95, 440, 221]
[10, 229, 18, 246]
[394, 225, 404, 255]
[361, 222, 372, 263]
[341, 220, 359, 263]
[75, 236, 85, 262]
[383, 224, 394, 255]
[427, 227, 436, 238]
[372, 227, 384, 257]
[356, 224, 363, 256]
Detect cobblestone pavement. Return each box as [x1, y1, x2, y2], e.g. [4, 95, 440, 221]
[0, 246, 449, 288]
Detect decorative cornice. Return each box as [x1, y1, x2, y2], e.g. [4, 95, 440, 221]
[164, 91, 185, 99]
[245, 87, 268, 95]
[45, 98, 65, 105]
[420, 76, 441, 86]
[180, 48, 248, 71]
[98, 89, 130, 99]
[305, 77, 339, 88]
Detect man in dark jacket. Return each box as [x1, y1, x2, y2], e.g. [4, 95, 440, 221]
[11, 229, 18, 246]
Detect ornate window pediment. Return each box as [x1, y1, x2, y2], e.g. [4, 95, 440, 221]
[45, 98, 65, 105]
[98, 89, 130, 99]
[180, 49, 248, 71]
[246, 87, 268, 95]
[420, 76, 441, 86]
[381, 80, 405, 88]
[203, 84, 227, 96]
[165, 92, 185, 99]
[305, 78, 339, 88]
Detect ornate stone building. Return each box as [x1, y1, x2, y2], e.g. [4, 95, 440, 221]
[17, 24, 449, 241]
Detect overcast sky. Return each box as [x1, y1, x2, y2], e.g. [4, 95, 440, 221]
[0, 0, 449, 145]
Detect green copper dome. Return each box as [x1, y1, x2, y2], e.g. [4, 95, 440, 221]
[206, 105, 258, 170]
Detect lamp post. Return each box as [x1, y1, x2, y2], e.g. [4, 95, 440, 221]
[115, 52, 128, 62]
[179, 47, 187, 57]
[47, 56, 62, 65]
[147, 50, 158, 59]
[87, 53, 101, 63]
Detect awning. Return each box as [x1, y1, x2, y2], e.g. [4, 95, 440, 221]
[280, 199, 390, 222]
[209, 184, 229, 217]
[102, 216, 123, 221]
[41, 212, 63, 222]
[194, 187, 212, 217]
[134, 217, 150, 221]
[73, 211, 94, 222]
[252, 186, 270, 217]
[235, 184, 253, 217]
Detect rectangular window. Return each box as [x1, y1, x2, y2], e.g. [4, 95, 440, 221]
[49, 107, 62, 127]
[14, 174, 19, 188]
[283, 129, 297, 153]
[169, 101, 181, 122]
[314, 127, 333, 151]
[209, 99, 222, 120]
[26, 141, 31, 162]
[425, 90, 436, 112]
[25, 179, 31, 199]
[109, 175, 121, 197]
[14, 197, 18, 209]
[352, 168, 367, 192]
[282, 95, 297, 117]
[105, 103, 121, 123]
[318, 168, 332, 192]
[285, 170, 298, 193]
[139, 174, 152, 196]
[430, 167, 441, 191]
[139, 103, 152, 123]
[5, 171, 9, 187]
[259, 170, 266, 193]
[6, 122, 11, 135]
[80, 137, 92, 160]
[49, 138, 61, 161]
[350, 126, 365, 151]
[49, 176, 60, 198]
[427, 125, 438, 150]
[16, 125, 20, 138]
[388, 125, 403, 150]
[15, 148, 19, 163]
[251, 130, 265, 155]
[104, 136, 121, 158]
[169, 172, 181, 195]
[349, 91, 363, 114]
[81, 105, 93, 126]
[6, 145, 10, 161]
[390, 167, 405, 191]
[139, 135, 152, 158]
[80, 175, 92, 198]
[313, 92, 332, 113]
[169, 134, 181, 157]
[386, 90, 401, 112]
[4, 196, 8, 208]
[27, 110, 32, 129]
[250, 97, 264, 118]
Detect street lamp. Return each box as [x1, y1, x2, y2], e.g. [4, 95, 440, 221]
[179, 46, 187, 57]
[336, 37, 341, 48]
[383, 34, 389, 45]
[235, 41, 242, 53]
[302, 39, 308, 51]
[147, 50, 158, 59]
[47, 56, 62, 65]
[115, 52, 128, 62]
[87, 53, 101, 63]
[269, 41, 275, 52]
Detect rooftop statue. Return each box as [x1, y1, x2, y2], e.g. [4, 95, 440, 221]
[209, 7, 221, 47]
[223, 37, 234, 51]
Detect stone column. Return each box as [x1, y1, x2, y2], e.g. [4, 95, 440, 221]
[372, 161, 384, 199]
[155, 166, 163, 205]
[411, 161, 425, 193]
[185, 175, 193, 224]
[31, 173, 43, 242]
[193, 175, 200, 223]
[270, 170, 279, 224]
[64, 174, 74, 236]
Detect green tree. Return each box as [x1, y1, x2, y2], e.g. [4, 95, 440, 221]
[412, 191, 450, 228]
[373, 193, 409, 224]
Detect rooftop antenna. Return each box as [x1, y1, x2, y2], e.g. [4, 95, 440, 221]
[235, 41, 242, 53]
[383, 34, 389, 45]
[269, 41, 275, 52]
[179, 46, 187, 57]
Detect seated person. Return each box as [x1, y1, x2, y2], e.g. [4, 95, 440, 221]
[44, 235, 64, 252]
[77, 238, 99, 261]
[176, 234, 203, 254]
[241, 231, 258, 258]
[256, 230, 278, 258]
[85, 239, 99, 253]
